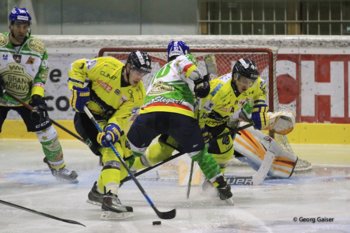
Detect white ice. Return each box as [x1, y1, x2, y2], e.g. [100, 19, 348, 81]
[0, 140, 349, 233]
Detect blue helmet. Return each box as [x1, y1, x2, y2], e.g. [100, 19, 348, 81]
[167, 40, 190, 62]
[9, 7, 32, 24]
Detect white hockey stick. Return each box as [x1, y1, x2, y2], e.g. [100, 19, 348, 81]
[203, 54, 218, 78]
[225, 151, 275, 185]
[252, 151, 275, 185]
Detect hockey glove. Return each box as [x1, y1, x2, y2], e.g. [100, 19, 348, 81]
[229, 101, 253, 123]
[70, 86, 90, 112]
[251, 104, 269, 130]
[194, 74, 210, 98]
[97, 123, 123, 147]
[0, 74, 4, 97]
[29, 95, 49, 123]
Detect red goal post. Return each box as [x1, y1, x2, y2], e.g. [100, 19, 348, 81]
[98, 47, 277, 112]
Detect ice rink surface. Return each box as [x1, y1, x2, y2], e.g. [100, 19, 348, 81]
[1, 139, 349, 233]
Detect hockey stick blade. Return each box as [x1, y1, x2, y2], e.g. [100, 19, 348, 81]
[155, 208, 176, 219]
[0, 199, 86, 227]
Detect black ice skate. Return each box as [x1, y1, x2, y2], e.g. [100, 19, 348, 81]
[87, 181, 103, 205]
[43, 158, 78, 183]
[101, 191, 133, 220]
[213, 175, 234, 204]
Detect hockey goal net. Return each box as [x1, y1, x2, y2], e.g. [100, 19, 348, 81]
[98, 47, 309, 182]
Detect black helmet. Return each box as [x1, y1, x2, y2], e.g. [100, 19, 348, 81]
[232, 58, 259, 81]
[127, 50, 152, 73]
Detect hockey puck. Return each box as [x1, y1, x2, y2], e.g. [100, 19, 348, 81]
[152, 221, 161, 225]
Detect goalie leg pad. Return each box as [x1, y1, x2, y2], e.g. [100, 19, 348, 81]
[234, 127, 297, 178]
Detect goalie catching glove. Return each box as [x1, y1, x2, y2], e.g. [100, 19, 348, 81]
[97, 123, 123, 147]
[265, 111, 295, 135]
[70, 86, 90, 112]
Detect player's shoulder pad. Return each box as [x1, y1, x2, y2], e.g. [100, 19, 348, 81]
[27, 36, 46, 54]
[0, 33, 9, 47]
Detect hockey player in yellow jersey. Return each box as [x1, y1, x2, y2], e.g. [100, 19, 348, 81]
[68, 51, 151, 219]
[198, 58, 297, 179]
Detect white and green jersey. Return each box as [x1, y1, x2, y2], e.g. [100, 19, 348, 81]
[140, 54, 200, 118]
[0, 32, 49, 106]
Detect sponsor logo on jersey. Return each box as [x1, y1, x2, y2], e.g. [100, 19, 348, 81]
[87, 60, 97, 70]
[2, 63, 32, 99]
[147, 81, 174, 96]
[26, 56, 35, 64]
[2, 54, 8, 60]
[96, 79, 112, 92]
[13, 54, 22, 63]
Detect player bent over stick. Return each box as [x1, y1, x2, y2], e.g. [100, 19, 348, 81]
[67, 51, 152, 219]
[127, 40, 233, 203]
[0, 7, 77, 183]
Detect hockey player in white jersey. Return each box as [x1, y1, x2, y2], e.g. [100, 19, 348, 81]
[0, 7, 77, 183]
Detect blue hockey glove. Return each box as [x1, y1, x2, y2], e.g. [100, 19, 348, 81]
[97, 123, 123, 147]
[70, 86, 90, 112]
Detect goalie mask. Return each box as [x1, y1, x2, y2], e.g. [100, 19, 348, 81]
[167, 40, 190, 62]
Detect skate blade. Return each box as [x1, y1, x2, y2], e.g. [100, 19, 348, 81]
[224, 197, 234, 206]
[100, 211, 134, 220]
[86, 199, 102, 206]
[55, 177, 79, 184]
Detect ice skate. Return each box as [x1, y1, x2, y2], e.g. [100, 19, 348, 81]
[101, 191, 133, 220]
[44, 158, 78, 183]
[213, 175, 234, 205]
[87, 181, 103, 206]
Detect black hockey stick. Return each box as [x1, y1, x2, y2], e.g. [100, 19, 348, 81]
[84, 106, 176, 220]
[0, 199, 85, 227]
[4, 91, 85, 143]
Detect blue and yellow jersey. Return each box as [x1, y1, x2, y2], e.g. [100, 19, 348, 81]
[68, 56, 145, 131]
[199, 73, 267, 128]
